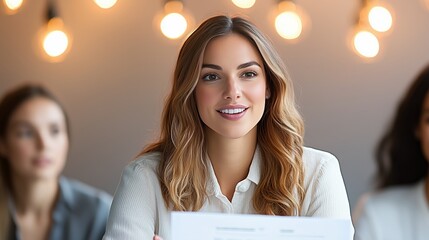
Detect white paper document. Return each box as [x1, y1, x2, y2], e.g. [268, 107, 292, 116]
[171, 212, 353, 240]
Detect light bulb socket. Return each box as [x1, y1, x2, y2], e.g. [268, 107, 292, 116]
[164, 0, 184, 13]
[278, 0, 297, 12]
[355, 0, 369, 25]
[46, 0, 58, 21]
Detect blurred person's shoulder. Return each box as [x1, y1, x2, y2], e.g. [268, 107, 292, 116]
[365, 182, 422, 208]
[60, 176, 112, 209]
[354, 181, 424, 222]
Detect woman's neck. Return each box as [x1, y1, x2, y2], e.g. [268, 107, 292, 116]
[206, 127, 257, 201]
[11, 176, 59, 216]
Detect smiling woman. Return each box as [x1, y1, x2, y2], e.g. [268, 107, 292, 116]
[195, 34, 268, 142]
[0, 84, 112, 240]
[103, 15, 353, 240]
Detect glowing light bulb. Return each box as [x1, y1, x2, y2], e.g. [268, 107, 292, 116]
[40, 18, 71, 61]
[43, 30, 69, 57]
[275, 11, 302, 40]
[4, 0, 23, 12]
[94, 0, 117, 9]
[368, 6, 392, 32]
[353, 30, 379, 58]
[231, 0, 256, 9]
[156, 1, 193, 40]
[160, 12, 188, 39]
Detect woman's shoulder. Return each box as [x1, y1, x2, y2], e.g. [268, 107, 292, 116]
[302, 146, 340, 173]
[362, 183, 421, 209]
[301, 147, 345, 192]
[59, 177, 112, 208]
[300, 147, 352, 219]
[128, 151, 162, 173]
[58, 177, 112, 239]
[302, 147, 337, 161]
[353, 183, 423, 233]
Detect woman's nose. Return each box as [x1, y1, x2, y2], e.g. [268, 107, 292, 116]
[223, 77, 242, 100]
[36, 133, 48, 150]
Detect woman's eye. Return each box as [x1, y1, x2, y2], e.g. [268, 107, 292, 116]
[202, 74, 220, 81]
[17, 129, 33, 138]
[50, 126, 60, 136]
[242, 71, 257, 78]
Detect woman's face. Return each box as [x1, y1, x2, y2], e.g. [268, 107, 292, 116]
[195, 33, 269, 139]
[0, 97, 68, 181]
[417, 92, 429, 162]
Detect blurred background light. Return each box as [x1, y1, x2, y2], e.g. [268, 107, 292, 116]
[231, 0, 256, 9]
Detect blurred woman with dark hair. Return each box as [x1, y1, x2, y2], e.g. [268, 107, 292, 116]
[354, 64, 429, 240]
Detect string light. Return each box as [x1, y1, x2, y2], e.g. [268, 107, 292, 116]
[43, 20, 69, 57]
[40, 0, 71, 61]
[158, 0, 191, 39]
[94, 0, 117, 9]
[275, 11, 302, 40]
[231, 0, 256, 9]
[353, 30, 379, 58]
[368, 6, 392, 32]
[350, 0, 394, 59]
[3, 0, 23, 14]
[274, 0, 308, 41]
[365, 2, 393, 33]
[2, 0, 398, 61]
[161, 13, 187, 39]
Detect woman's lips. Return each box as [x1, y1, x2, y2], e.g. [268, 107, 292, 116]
[217, 107, 249, 120]
[33, 157, 53, 167]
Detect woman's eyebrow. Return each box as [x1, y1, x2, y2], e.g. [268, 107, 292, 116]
[201, 64, 222, 70]
[237, 61, 261, 70]
[201, 61, 261, 70]
[9, 121, 31, 128]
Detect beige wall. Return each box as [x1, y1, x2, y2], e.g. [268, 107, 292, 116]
[1, 0, 429, 210]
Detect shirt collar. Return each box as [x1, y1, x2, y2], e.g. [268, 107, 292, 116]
[206, 160, 220, 196]
[55, 176, 73, 213]
[206, 146, 262, 196]
[43, 176, 73, 225]
[247, 147, 261, 185]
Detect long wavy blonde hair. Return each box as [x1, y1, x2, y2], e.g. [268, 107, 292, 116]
[0, 84, 70, 239]
[141, 15, 305, 216]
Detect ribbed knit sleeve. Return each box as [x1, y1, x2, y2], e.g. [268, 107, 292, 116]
[301, 148, 352, 218]
[103, 158, 159, 240]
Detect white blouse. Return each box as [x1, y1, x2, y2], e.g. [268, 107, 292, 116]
[103, 147, 353, 240]
[353, 180, 429, 240]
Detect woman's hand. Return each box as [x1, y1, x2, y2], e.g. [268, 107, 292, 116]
[153, 235, 163, 240]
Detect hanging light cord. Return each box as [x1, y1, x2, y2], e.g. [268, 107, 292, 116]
[46, 0, 58, 21]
